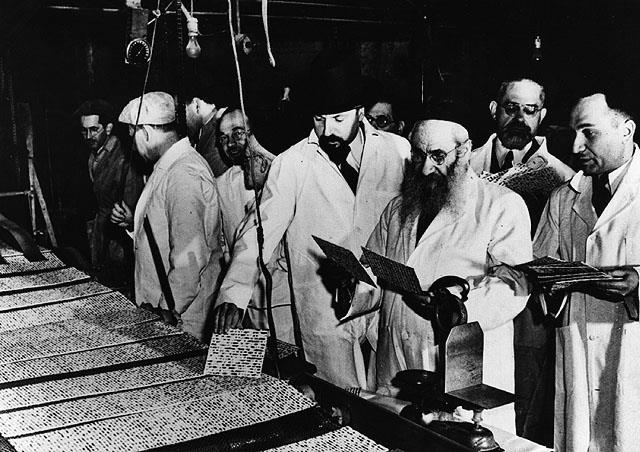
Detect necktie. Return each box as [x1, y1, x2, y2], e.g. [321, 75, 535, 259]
[501, 151, 514, 171]
[592, 174, 611, 216]
[340, 162, 359, 195]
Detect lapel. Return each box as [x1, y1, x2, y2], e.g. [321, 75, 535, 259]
[470, 134, 494, 173]
[593, 149, 640, 233]
[569, 172, 597, 232]
[198, 117, 216, 151]
[308, 130, 356, 198]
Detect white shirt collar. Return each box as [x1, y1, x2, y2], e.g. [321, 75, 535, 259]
[494, 135, 538, 166]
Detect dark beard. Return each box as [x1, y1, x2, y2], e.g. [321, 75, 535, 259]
[399, 163, 452, 226]
[498, 121, 533, 150]
[319, 135, 351, 165]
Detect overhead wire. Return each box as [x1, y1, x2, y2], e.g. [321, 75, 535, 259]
[226, 0, 280, 378]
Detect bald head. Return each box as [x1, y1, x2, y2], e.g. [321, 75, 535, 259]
[410, 119, 469, 151]
[409, 119, 471, 178]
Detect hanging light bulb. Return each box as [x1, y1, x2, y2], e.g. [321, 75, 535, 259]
[532, 35, 543, 63]
[185, 16, 201, 58]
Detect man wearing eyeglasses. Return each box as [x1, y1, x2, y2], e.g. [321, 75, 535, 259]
[471, 78, 574, 444]
[471, 77, 574, 185]
[365, 97, 405, 136]
[355, 117, 532, 432]
[74, 99, 143, 287]
[211, 53, 410, 389]
[214, 108, 292, 342]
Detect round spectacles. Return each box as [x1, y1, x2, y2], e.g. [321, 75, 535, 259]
[412, 139, 470, 165]
[218, 128, 248, 146]
[366, 114, 394, 129]
[501, 102, 543, 117]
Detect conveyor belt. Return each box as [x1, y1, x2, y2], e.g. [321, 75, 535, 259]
[0, 241, 389, 451]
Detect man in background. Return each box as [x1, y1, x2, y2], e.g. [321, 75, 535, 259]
[214, 107, 293, 342]
[185, 94, 228, 176]
[365, 95, 406, 136]
[74, 99, 143, 288]
[470, 78, 574, 443]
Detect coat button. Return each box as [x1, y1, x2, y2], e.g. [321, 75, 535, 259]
[588, 334, 597, 341]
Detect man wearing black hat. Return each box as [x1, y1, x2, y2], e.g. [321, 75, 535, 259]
[211, 54, 410, 389]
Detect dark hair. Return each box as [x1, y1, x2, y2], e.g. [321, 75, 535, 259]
[217, 107, 252, 130]
[73, 99, 115, 126]
[574, 80, 636, 121]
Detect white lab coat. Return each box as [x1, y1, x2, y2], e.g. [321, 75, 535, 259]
[470, 134, 575, 182]
[533, 148, 640, 452]
[216, 165, 294, 343]
[362, 170, 532, 432]
[216, 119, 410, 388]
[133, 138, 223, 342]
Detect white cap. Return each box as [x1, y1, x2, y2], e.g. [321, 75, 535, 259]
[118, 91, 176, 125]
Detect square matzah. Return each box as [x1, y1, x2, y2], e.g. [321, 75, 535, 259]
[204, 329, 268, 378]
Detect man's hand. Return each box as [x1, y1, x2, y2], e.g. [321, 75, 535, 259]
[587, 266, 640, 302]
[212, 302, 244, 333]
[110, 201, 133, 230]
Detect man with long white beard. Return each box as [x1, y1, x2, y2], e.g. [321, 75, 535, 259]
[359, 118, 532, 432]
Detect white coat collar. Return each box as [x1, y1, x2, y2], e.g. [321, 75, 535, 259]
[569, 144, 640, 232]
[154, 137, 192, 171]
[568, 144, 640, 194]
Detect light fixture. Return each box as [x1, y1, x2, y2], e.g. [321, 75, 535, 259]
[185, 16, 201, 58]
[181, 3, 201, 58]
[532, 35, 542, 63]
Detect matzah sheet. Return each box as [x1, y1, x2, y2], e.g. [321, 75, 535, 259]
[362, 247, 422, 294]
[0, 321, 177, 365]
[0, 243, 46, 258]
[0, 374, 265, 437]
[205, 329, 268, 378]
[8, 377, 315, 452]
[0, 334, 206, 386]
[0, 267, 89, 294]
[0, 252, 65, 275]
[266, 427, 388, 451]
[0, 291, 150, 333]
[0, 357, 205, 411]
[313, 236, 375, 287]
[0, 281, 111, 312]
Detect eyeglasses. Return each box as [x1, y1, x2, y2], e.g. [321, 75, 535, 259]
[501, 102, 543, 117]
[80, 124, 103, 138]
[366, 114, 394, 129]
[412, 139, 470, 165]
[218, 128, 248, 146]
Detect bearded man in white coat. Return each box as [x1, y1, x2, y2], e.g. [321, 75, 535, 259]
[534, 91, 640, 452]
[360, 118, 532, 432]
[471, 77, 575, 443]
[211, 55, 410, 388]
